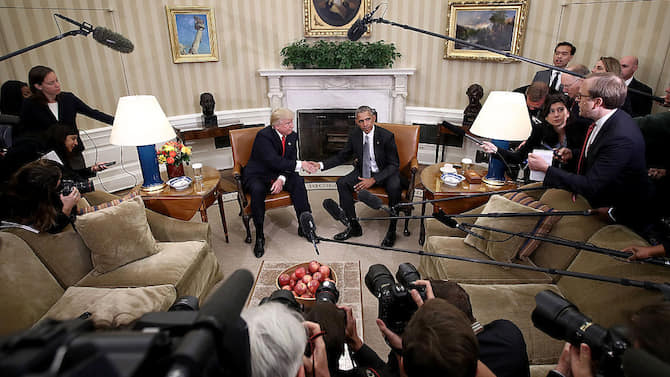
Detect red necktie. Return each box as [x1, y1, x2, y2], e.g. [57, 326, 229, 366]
[281, 135, 286, 156]
[572, 123, 595, 202]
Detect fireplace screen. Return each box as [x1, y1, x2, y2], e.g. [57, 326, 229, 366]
[297, 109, 356, 162]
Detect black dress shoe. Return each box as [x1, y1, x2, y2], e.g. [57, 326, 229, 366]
[381, 228, 396, 247]
[334, 222, 363, 241]
[253, 236, 265, 258]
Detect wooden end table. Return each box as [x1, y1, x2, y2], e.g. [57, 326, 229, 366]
[419, 163, 518, 245]
[140, 165, 229, 243]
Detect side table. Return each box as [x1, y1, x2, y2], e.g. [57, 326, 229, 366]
[140, 165, 229, 242]
[419, 163, 517, 245]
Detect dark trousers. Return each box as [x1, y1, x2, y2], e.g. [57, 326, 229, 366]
[244, 173, 311, 228]
[336, 169, 402, 219]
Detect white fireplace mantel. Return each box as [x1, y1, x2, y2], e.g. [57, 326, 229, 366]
[258, 68, 415, 123]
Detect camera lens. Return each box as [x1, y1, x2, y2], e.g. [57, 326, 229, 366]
[396, 262, 421, 287]
[365, 264, 396, 296]
[315, 280, 339, 304]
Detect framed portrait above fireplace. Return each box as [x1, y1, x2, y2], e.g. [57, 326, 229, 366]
[165, 6, 219, 63]
[443, 0, 529, 62]
[304, 0, 371, 37]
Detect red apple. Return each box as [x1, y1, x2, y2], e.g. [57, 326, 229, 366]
[278, 273, 291, 287]
[319, 265, 330, 279]
[295, 267, 306, 279]
[294, 282, 307, 295]
[301, 292, 314, 299]
[308, 260, 321, 273]
[281, 285, 291, 291]
[308, 279, 320, 294]
[292, 290, 299, 297]
[302, 274, 312, 284]
[312, 271, 323, 282]
[289, 279, 296, 288]
[290, 272, 297, 282]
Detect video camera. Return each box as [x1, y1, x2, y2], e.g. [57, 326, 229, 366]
[365, 263, 426, 335]
[532, 290, 629, 377]
[0, 269, 254, 377]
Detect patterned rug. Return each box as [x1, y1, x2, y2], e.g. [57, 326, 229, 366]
[248, 260, 364, 339]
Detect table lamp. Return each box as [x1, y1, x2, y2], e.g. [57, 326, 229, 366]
[469, 91, 532, 185]
[110, 95, 176, 192]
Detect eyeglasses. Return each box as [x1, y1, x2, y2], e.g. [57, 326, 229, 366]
[575, 93, 593, 100]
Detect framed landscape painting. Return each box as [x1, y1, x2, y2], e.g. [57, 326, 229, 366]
[304, 0, 371, 37]
[166, 6, 219, 63]
[444, 0, 529, 62]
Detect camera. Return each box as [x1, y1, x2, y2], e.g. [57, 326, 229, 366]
[532, 290, 629, 377]
[260, 280, 341, 313]
[315, 280, 339, 304]
[365, 263, 426, 334]
[60, 179, 94, 195]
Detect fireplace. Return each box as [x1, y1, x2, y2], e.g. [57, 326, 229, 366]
[297, 108, 356, 161]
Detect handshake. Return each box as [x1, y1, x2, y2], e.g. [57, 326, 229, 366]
[301, 161, 321, 174]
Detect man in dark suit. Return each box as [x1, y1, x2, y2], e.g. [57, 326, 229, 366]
[621, 55, 653, 117]
[318, 106, 402, 247]
[243, 108, 316, 258]
[532, 42, 576, 94]
[528, 73, 650, 231]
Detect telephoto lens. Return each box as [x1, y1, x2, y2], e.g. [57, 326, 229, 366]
[365, 264, 396, 295]
[315, 280, 340, 304]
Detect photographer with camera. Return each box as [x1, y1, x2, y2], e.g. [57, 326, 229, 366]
[1, 159, 79, 233]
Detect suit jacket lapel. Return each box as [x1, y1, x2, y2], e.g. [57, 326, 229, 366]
[587, 110, 618, 165]
[373, 127, 384, 166]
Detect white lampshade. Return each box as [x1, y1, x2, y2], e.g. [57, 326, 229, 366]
[110, 95, 176, 146]
[469, 91, 532, 141]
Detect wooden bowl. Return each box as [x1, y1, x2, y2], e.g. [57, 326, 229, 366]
[276, 262, 338, 309]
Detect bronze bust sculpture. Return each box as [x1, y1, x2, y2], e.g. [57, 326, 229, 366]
[463, 84, 483, 131]
[200, 92, 217, 128]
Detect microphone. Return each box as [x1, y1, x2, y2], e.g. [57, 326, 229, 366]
[55, 13, 134, 53]
[299, 212, 320, 255]
[441, 121, 483, 146]
[347, 4, 381, 41]
[358, 190, 396, 215]
[323, 199, 350, 227]
[92, 27, 134, 53]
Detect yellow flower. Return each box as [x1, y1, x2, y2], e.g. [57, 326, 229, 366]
[157, 155, 167, 164]
[181, 146, 192, 155]
[164, 145, 175, 152]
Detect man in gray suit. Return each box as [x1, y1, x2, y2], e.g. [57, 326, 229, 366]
[532, 42, 576, 93]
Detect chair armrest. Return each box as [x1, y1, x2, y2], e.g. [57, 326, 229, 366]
[233, 161, 243, 179]
[405, 157, 419, 201]
[409, 157, 419, 173]
[233, 162, 248, 208]
[146, 209, 212, 245]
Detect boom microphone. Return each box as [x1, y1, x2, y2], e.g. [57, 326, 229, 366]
[358, 189, 396, 215]
[300, 211, 320, 255]
[323, 199, 350, 227]
[92, 27, 134, 53]
[442, 121, 483, 146]
[347, 4, 382, 41]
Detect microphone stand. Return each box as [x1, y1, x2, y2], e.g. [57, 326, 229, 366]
[0, 14, 93, 62]
[357, 209, 594, 221]
[393, 186, 545, 210]
[315, 236, 670, 299]
[369, 17, 665, 103]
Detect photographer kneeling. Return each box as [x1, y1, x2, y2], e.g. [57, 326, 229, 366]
[0, 159, 80, 233]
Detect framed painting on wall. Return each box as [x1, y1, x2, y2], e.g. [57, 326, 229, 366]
[165, 6, 219, 63]
[444, 0, 529, 62]
[304, 0, 371, 37]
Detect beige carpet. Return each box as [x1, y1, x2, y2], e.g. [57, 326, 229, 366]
[199, 188, 422, 357]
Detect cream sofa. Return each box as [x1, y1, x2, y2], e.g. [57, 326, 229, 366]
[419, 188, 668, 376]
[0, 192, 223, 336]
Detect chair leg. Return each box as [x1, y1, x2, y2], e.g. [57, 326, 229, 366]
[403, 208, 411, 236]
[243, 215, 252, 243]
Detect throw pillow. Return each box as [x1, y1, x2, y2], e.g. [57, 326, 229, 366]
[463, 195, 543, 262]
[78, 191, 139, 215]
[76, 196, 159, 274]
[502, 192, 562, 260]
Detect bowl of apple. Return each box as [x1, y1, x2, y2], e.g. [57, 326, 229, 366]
[276, 261, 337, 308]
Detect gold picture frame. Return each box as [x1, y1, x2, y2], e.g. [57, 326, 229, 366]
[444, 0, 529, 62]
[304, 0, 371, 37]
[165, 6, 219, 63]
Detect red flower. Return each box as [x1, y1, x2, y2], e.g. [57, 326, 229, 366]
[167, 157, 175, 164]
[169, 151, 177, 157]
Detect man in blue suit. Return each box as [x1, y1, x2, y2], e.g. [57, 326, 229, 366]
[318, 106, 402, 247]
[243, 108, 317, 258]
[528, 73, 650, 231]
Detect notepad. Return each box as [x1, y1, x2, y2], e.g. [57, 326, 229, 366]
[529, 149, 554, 182]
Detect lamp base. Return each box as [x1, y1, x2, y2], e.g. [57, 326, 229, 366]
[481, 177, 506, 186]
[141, 182, 166, 193]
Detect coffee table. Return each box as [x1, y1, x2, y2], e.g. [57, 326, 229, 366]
[419, 162, 518, 244]
[139, 165, 229, 242]
[248, 261, 364, 339]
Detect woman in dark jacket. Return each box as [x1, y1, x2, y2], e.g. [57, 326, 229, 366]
[480, 93, 572, 168]
[44, 123, 110, 182]
[15, 65, 114, 168]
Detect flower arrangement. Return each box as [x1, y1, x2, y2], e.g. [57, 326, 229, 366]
[157, 141, 192, 166]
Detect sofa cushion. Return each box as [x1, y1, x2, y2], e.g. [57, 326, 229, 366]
[76, 197, 159, 274]
[558, 225, 664, 328]
[0, 232, 65, 336]
[4, 225, 93, 288]
[76, 240, 220, 298]
[420, 235, 552, 284]
[464, 195, 544, 262]
[40, 285, 177, 328]
[461, 283, 565, 365]
[502, 192, 561, 260]
[531, 189, 605, 273]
